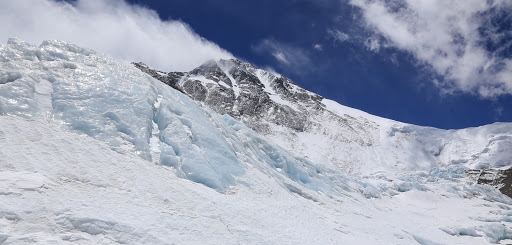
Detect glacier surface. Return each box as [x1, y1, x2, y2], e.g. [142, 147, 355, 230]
[1, 38, 512, 244]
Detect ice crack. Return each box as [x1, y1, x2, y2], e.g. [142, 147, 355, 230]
[149, 95, 163, 164]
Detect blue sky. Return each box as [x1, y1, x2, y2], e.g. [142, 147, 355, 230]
[127, 0, 512, 129]
[2, 0, 512, 129]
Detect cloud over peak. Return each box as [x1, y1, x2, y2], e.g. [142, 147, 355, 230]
[253, 39, 312, 74]
[0, 0, 233, 71]
[349, 0, 512, 98]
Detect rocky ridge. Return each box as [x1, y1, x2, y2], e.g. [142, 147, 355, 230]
[135, 59, 329, 132]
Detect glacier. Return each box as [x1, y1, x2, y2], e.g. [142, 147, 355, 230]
[1, 38, 512, 244]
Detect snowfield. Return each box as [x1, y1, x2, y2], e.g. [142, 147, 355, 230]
[1, 38, 512, 244]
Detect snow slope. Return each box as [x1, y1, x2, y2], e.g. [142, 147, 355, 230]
[313, 99, 512, 174]
[1, 38, 512, 244]
[135, 59, 512, 176]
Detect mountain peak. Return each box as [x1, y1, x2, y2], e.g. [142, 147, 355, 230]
[135, 58, 326, 132]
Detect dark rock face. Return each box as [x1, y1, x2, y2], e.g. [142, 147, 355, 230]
[467, 168, 512, 198]
[133, 62, 185, 93]
[133, 59, 326, 133]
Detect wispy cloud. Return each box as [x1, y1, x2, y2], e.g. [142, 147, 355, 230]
[273, 52, 290, 64]
[253, 39, 312, 74]
[0, 0, 233, 71]
[313, 44, 323, 51]
[327, 29, 350, 43]
[349, 0, 512, 98]
[365, 36, 381, 52]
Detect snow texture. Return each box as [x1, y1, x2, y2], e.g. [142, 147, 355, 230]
[1, 38, 512, 244]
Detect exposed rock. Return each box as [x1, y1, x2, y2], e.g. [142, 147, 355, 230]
[467, 168, 512, 198]
[133, 59, 328, 132]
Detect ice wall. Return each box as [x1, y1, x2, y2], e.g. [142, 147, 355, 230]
[0, 38, 355, 194]
[0, 38, 247, 192]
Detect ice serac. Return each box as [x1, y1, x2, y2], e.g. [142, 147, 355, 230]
[135, 59, 512, 176]
[0, 38, 248, 192]
[0, 38, 358, 196]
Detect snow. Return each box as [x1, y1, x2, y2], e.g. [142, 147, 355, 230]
[187, 74, 218, 86]
[218, 81, 230, 89]
[322, 98, 389, 124]
[255, 69, 300, 111]
[216, 60, 240, 98]
[0, 171, 46, 194]
[1, 38, 512, 244]
[5, 113, 512, 244]
[265, 97, 512, 175]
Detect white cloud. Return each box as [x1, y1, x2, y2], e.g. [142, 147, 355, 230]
[0, 0, 233, 71]
[349, 0, 512, 98]
[390, 53, 399, 67]
[253, 39, 312, 74]
[327, 29, 350, 43]
[495, 106, 504, 119]
[313, 44, 323, 51]
[272, 52, 290, 64]
[365, 36, 381, 52]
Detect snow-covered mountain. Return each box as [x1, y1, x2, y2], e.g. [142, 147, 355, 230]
[134, 59, 512, 175]
[1, 38, 512, 244]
